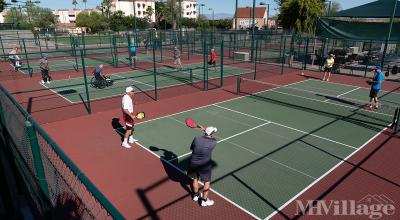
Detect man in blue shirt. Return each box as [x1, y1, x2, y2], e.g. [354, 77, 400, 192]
[188, 126, 218, 207]
[368, 65, 385, 110]
[129, 43, 137, 66]
[93, 64, 108, 80]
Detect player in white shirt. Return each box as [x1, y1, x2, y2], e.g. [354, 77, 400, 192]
[121, 86, 138, 148]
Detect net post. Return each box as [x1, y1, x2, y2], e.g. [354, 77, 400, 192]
[26, 119, 50, 203]
[80, 49, 92, 114]
[153, 37, 158, 101]
[236, 77, 241, 95]
[220, 39, 224, 87]
[37, 33, 43, 58]
[281, 36, 287, 75]
[190, 69, 193, 83]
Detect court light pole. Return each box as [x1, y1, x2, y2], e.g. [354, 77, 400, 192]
[381, 0, 398, 66]
[208, 8, 214, 29]
[234, 0, 238, 50]
[251, 0, 256, 61]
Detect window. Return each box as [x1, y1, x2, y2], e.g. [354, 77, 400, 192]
[193, 11, 196, 15]
[68, 15, 75, 17]
[137, 3, 140, 8]
[186, 5, 189, 8]
[142, 4, 145, 8]
[138, 11, 141, 15]
[186, 12, 189, 15]
[193, 4, 196, 8]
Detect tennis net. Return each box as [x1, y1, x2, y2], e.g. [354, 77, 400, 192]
[237, 77, 400, 133]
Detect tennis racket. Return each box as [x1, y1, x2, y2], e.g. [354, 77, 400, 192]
[185, 118, 204, 131]
[135, 112, 145, 120]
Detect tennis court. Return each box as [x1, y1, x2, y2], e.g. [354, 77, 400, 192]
[132, 79, 399, 219]
[41, 63, 253, 103]
[19, 52, 164, 74]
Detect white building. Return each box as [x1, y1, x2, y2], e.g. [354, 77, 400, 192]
[52, 9, 82, 24]
[181, 0, 197, 19]
[0, 12, 4, 23]
[112, 0, 156, 22]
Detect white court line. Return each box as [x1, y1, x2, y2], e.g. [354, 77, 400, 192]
[264, 125, 391, 220]
[39, 82, 74, 104]
[217, 122, 271, 143]
[308, 78, 400, 96]
[136, 80, 310, 126]
[271, 89, 393, 118]
[133, 141, 262, 220]
[166, 117, 317, 180]
[213, 104, 358, 150]
[322, 87, 361, 103]
[112, 74, 154, 88]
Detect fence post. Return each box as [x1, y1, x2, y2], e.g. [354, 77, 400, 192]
[304, 37, 310, 70]
[281, 36, 287, 75]
[0, 36, 5, 61]
[220, 40, 224, 87]
[236, 77, 241, 95]
[254, 39, 258, 80]
[127, 34, 133, 66]
[80, 49, 92, 114]
[153, 38, 158, 101]
[395, 107, 400, 134]
[22, 39, 32, 77]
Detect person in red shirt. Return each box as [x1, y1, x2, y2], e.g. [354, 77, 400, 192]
[208, 48, 217, 71]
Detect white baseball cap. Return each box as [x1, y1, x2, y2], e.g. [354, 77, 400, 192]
[126, 86, 134, 93]
[205, 127, 218, 136]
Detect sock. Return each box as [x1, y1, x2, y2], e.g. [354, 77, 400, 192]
[123, 138, 128, 144]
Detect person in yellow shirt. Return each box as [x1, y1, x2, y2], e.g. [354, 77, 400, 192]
[322, 54, 335, 81]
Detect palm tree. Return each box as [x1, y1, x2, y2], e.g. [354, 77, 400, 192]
[72, 0, 78, 10]
[82, 0, 87, 10]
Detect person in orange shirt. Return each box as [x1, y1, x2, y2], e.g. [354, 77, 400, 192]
[208, 48, 217, 71]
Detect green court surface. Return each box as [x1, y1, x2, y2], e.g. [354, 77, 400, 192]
[41, 63, 252, 103]
[133, 79, 399, 219]
[21, 52, 171, 74]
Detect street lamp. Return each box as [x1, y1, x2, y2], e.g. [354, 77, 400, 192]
[198, 3, 205, 19]
[250, 1, 267, 60]
[208, 8, 214, 28]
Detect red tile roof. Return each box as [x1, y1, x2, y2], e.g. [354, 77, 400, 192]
[235, 7, 266, 18]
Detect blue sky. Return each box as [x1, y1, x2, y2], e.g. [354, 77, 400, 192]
[31, 0, 377, 15]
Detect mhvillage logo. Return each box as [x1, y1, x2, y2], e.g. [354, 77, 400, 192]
[296, 194, 395, 219]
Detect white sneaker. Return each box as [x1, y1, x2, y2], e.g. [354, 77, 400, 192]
[41, 80, 45, 84]
[193, 192, 202, 202]
[128, 136, 138, 144]
[121, 142, 132, 148]
[201, 198, 214, 207]
[47, 81, 50, 84]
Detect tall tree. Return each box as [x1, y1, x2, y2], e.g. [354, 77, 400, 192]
[330, 1, 342, 14]
[0, 0, 5, 13]
[100, 0, 113, 18]
[72, 0, 78, 10]
[144, 6, 154, 23]
[279, 0, 324, 34]
[30, 6, 56, 29]
[82, 0, 88, 10]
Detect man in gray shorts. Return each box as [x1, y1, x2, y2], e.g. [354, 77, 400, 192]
[188, 126, 218, 207]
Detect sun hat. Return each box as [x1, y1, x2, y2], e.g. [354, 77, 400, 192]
[205, 127, 218, 136]
[126, 86, 134, 93]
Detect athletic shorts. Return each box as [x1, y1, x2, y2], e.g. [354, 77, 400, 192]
[122, 112, 135, 129]
[324, 67, 332, 72]
[369, 88, 379, 98]
[174, 58, 181, 65]
[9, 58, 16, 66]
[187, 162, 212, 182]
[208, 60, 216, 65]
[130, 51, 136, 57]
